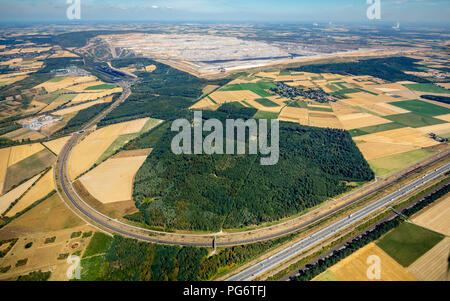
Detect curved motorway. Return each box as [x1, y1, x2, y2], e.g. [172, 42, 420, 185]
[55, 82, 450, 248]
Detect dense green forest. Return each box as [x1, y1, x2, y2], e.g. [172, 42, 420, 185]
[420, 95, 450, 105]
[53, 102, 112, 137]
[131, 105, 374, 231]
[292, 182, 449, 281]
[79, 231, 296, 281]
[288, 57, 430, 83]
[98, 58, 230, 126]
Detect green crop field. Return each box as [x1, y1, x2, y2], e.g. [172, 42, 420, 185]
[85, 84, 117, 91]
[288, 100, 307, 108]
[96, 133, 139, 164]
[3, 149, 55, 193]
[389, 99, 450, 116]
[82, 232, 113, 258]
[307, 106, 333, 112]
[368, 148, 436, 177]
[254, 98, 279, 107]
[349, 122, 406, 137]
[220, 82, 276, 97]
[384, 112, 446, 128]
[403, 83, 450, 94]
[48, 77, 66, 83]
[54, 94, 77, 103]
[253, 111, 279, 120]
[376, 222, 444, 267]
[241, 100, 254, 108]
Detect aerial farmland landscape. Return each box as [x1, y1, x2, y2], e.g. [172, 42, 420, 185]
[0, 0, 448, 294]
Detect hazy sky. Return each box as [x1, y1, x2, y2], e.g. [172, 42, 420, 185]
[0, 0, 449, 24]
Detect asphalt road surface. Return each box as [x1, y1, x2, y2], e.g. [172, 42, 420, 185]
[226, 163, 450, 281]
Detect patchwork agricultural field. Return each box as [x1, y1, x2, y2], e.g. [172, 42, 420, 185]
[376, 222, 445, 268]
[0, 28, 449, 283]
[407, 237, 450, 281]
[191, 69, 450, 178]
[80, 154, 149, 204]
[313, 193, 450, 282]
[411, 195, 450, 237]
[327, 243, 417, 281]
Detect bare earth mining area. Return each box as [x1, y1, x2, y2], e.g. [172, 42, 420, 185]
[82, 33, 391, 77]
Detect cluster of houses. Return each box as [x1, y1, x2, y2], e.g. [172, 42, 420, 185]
[271, 81, 336, 103]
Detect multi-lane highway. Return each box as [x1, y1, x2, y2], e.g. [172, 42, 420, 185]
[226, 163, 450, 281]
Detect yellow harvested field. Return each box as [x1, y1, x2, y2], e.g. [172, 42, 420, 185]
[6, 169, 55, 217]
[53, 96, 113, 115]
[43, 136, 70, 155]
[70, 88, 122, 104]
[436, 83, 450, 89]
[7, 143, 45, 167]
[308, 112, 343, 129]
[415, 123, 450, 136]
[112, 149, 152, 159]
[0, 148, 11, 194]
[209, 90, 261, 104]
[337, 113, 391, 130]
[266, 96, 289, 106]
[411, 196, 450, 236]
[68, 118, 149, 180]
[308, 104, 332, 109]
[322, 73, 343, 80]
[48, 50, 79, 58]
[329, 243, 417, 281]
[66, 80, 106, 92]
[35, 76, 96, 93]
[190, 97, 217, 110]
[1, 128, 45, 142]
[331, 102, 361, 116]
[377, 83, 418, 99]
[287, 81, 316, 88]
[342, 92, 400, 107]
[244, 99, 282, 113]
[255, 72, 279, 79]
[407, 238, 450, 281]
[279, 107, 309, 125]
[144, 65, 156, 72]
[0, 74, 28, 85]
[356, 127, 439, 148]
[0, 174, 41, 215]
[374, 102, 410, 115]
[356, 142, 417, 160]
[275, 75, 294, 82]
[69, 127, 123, 180]
[435, 114, 450, 122]
[120, 118, 150, 135]
[202, 85, 219, 94]
[79, 156, 148, 204]
[26, 100, 47, 112]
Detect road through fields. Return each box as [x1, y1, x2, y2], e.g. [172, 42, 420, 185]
[226, 163, 450, 281]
